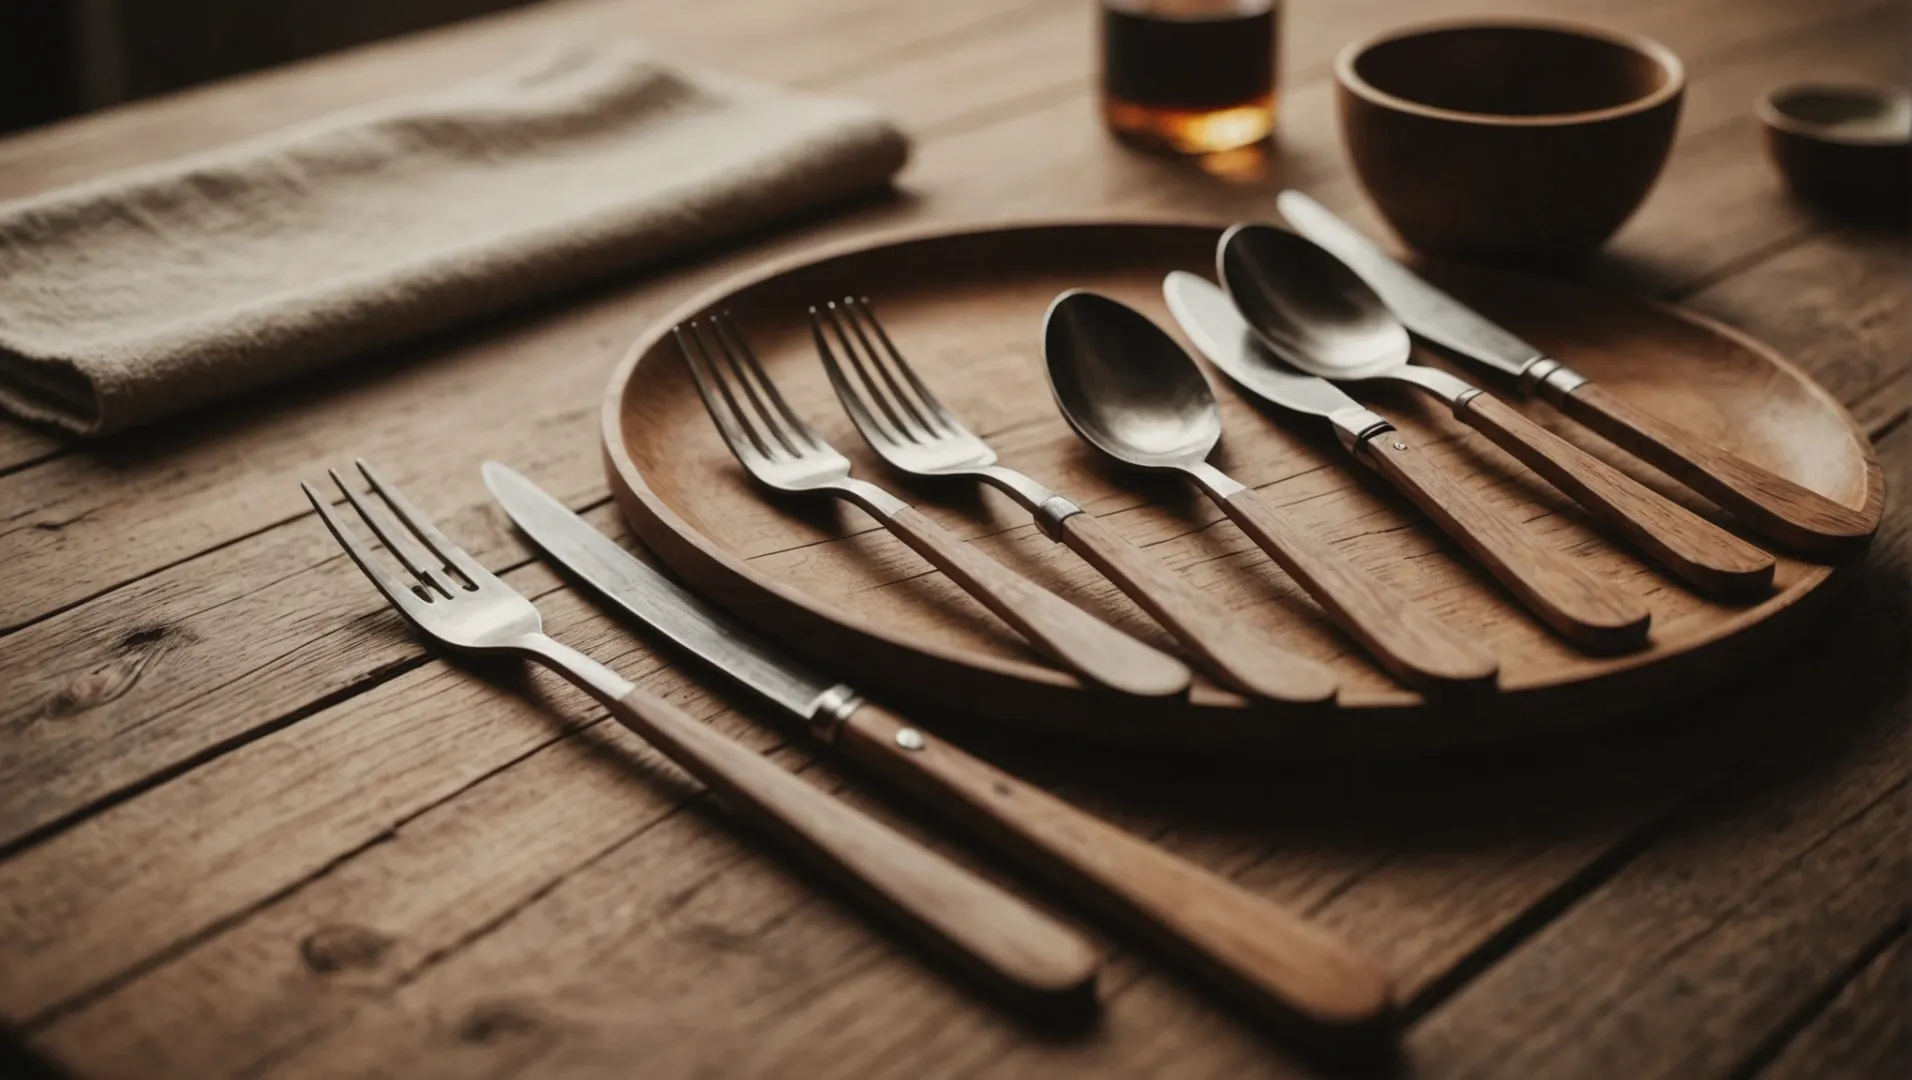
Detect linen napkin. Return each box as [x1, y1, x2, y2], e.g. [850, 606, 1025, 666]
[0, 40, 909, 434]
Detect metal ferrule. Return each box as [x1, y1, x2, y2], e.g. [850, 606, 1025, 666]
[1032, 494, 1083, 541]
[1519, 356, 1590, 406]
[807, 684, 864, 743]
[1328, 405, 1396, 455]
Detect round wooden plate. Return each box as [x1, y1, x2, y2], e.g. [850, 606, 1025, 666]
[602, 220, 1881, 752]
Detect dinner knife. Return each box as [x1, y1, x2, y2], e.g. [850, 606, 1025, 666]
[483, 461, 1395, 1036]
[1166, 272, 1650, 654]
[1276, 189, 1877, 557]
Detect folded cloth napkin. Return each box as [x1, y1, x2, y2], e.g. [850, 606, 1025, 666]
[0, 41, 909, 434]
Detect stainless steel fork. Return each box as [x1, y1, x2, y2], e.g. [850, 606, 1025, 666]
[303, 461, 1099, 1008]
[674, 314, 1192, 700]
[809, 297, 1339, 706]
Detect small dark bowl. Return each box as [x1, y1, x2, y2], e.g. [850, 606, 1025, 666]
[1758, 84, 1910, 222]
[1336, 19, 1684, 261]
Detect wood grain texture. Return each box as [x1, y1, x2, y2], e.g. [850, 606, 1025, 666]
[880, 505, 1192, 700]
[1559, 382, 1881, 556]
[1057, 509, 1340, 704]
[0, 0, 1905, 1076]
[835, 702, 1393, 1034]
[1207, 483, 1500, 691]
[599, 685, 1099, 1010]
[1759, 934, 1909, 1080]
[1456, 391, 1777, 596]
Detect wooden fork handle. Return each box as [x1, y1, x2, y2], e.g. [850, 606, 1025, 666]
[1057, 511, 1339, 704]
[1557, 382, 1876, 557]
[836, 702, 1395, 1035]
[1213, 487, 1498, 690]
[1357, 435, 1651, 653]
[1455, 392, 1775, 598]
[605, 686, 1098, 1010]
[881, 506, 1192, 699]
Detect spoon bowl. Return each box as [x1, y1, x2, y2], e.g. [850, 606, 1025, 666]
[1218, 224, 1411, 382]
[1042, 290, 1222, 472]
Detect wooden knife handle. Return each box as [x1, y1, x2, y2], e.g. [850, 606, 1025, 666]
[881, 506, 1191, 699]
[1358, 436, 1651, 653]
[1558, 382, 1876, 557]
[1057, 510, 1339, 704]
[1455, 392, 1775, 598]
[605, 687, 1099, 1010]
[1212, 487, 1498, 690]
[835, 702, 1395, 1034]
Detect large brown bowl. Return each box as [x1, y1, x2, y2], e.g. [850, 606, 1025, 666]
[1336, 19, 1684, 260]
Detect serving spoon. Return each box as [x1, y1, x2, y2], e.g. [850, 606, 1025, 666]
[1042, 289, 1498, 691]
[1219, 223, 1776, 601]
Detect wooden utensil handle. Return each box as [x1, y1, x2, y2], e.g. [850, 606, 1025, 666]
[881, 506, 1191, 699]
[605, 686, 1098, 1008]
[1056, 510, 1338, 704]
[1212, 487, 1498, 690]
[1558, 382, 1875, 557]
[1358, 436, 1651, 653]
[835, 702, 1394, 1034]
[1455, 392, 1775, 598]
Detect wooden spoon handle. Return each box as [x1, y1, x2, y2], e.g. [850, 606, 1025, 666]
[604, 687, 1098, 1009]
[1455, 392, 1775, 598]
[1211, 487, 1498, 690]
[1558, 382, 1876, 557]
[1358, 436, 1651, 653]
[1057, 510, 1339, 704]
[881, 506, 1191, 699]
[835, 702, 1395, 1034]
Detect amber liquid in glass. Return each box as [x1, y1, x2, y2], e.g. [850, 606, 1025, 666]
[1101, 0, 1279, 154]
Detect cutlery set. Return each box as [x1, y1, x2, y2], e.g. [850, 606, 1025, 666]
[304, 197, 1869, 1039]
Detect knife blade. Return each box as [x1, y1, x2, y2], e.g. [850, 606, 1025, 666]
[482, 461, 858, 734]
[1163, 271, 1391, 449]
[1275, 189, 1545, 380]
[482, 460, 1396, 1033]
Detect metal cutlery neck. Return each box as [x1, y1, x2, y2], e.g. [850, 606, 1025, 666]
[967, 464, 1081, 540]
[826, 475, 913, 518]
[516, 631, 637, 704]
[1183, 460, 1247, 498]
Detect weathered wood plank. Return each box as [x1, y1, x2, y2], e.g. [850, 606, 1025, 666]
[1757, 933, 1909, 1080]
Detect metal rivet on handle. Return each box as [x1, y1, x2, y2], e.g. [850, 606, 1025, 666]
[895, 728, 926, 751]
[1392, 440, 1408, 451]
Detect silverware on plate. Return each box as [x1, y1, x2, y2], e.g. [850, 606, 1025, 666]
[1212, 229, 1775, 599]
[807, 296, 1337, 705]
[1042, 289, 1500, 689]
[303, 460, 1099, 1012]
[1168, 269, 1652, 653]
[672, 313, 1192, 700]
[482, 460, 1396, 1035]
[1276, 189, 1875, 557]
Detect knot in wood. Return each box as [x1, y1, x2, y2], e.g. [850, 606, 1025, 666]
[299, 924, 394, 974]
[456, 1001, 541, 1044]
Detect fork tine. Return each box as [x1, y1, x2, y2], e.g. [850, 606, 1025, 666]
[810, 306, 901, 447]
[304, 481, 434, 619]
[331, 468, 454, 597]
[712, 312, 824, 452]
[354, 460, 497, 591]
[820, 300, 924, 444]
[837, 298, 941, 439]
[676, 322, 779, 464]
[700, 316, 801, 458]
[850, 297, 963, 435]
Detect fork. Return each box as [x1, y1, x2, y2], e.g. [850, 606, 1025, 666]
[674, 314, 1193, 700]
[303, 461, 1100, 1010]
[810, 297, 1340, 705]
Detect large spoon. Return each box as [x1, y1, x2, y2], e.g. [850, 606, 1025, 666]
[1219, 223, 1776, 601]
[1042, 289, 1498, 691]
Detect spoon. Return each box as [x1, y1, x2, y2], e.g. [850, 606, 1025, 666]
[1042, 289, 1498, 691]
[1222, 224, 1775, 602]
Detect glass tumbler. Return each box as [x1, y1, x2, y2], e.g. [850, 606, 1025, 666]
[1100, 0, 1281, 155]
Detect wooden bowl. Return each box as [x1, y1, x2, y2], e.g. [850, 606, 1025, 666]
[1336, 19, 1684, 261]
[1758, 84, 1911, 222]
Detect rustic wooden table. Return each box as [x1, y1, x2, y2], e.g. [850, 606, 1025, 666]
[1, 1, 1905, 1077]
